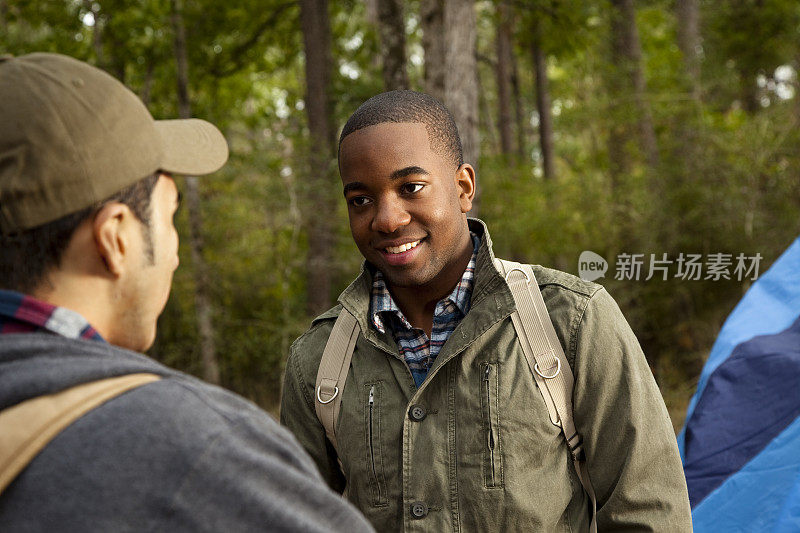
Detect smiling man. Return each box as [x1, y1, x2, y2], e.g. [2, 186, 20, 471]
[0, 53, 373, 532]
[281, 91, 691, 531]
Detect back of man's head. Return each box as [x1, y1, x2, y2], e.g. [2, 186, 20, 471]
[0, 53, 228, 347]
[0, 174, 159, 294]
[339, 90, 463, 169]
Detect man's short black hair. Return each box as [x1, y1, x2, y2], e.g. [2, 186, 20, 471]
[0, 173, 160, 294]
[339, 90, 463, 168]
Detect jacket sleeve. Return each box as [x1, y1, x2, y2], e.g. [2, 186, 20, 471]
[571, 288, 692, 531]
[280, 340, 348, 493]
[160, 411, 373, 533]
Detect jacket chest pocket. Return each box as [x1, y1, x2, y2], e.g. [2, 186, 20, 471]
[481, 362, 504, 488]
[364, 381, 388, 506]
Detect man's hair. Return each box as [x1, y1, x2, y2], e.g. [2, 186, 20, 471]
[339, 90, 463, 168]
[0, 173, 160, 294]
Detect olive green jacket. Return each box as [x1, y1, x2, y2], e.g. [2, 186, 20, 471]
[281, 220, 692, 532]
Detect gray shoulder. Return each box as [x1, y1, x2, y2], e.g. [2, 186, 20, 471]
[124, 373, 281, 434]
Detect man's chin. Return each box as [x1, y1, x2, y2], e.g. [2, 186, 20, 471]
[379, 269, 432, 290]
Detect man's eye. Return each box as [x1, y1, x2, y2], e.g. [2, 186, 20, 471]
[349, 196, 372, 207]
[402, 183, 424, 194]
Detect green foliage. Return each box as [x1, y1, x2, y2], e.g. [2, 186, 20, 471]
[703, 0, 800, 111]
[6, 0, 800, 425]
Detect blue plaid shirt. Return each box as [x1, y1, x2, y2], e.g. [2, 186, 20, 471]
[370, 234, 480, 387]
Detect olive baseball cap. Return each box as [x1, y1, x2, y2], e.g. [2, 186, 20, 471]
[0, 52, 229, 233]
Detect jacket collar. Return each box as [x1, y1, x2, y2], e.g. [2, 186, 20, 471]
[336, 218, 517, 358]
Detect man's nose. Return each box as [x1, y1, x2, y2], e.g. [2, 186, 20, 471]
[371, 198, 411, 233]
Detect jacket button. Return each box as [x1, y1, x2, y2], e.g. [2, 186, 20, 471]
[410, 501, 428, 519]
[409, 404, 427, 421]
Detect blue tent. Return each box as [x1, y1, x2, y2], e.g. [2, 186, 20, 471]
[679, 237, 800, 531]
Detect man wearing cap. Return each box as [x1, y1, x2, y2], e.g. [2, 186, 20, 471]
[0, 53, 373, 532]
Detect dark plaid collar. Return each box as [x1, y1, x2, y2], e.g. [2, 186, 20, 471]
[0, 289, 104, 341]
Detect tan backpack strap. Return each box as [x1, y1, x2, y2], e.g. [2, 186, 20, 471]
[315, 309, 360, 452]
[0, 372, 161, 495]
[495, 258, 598, 533]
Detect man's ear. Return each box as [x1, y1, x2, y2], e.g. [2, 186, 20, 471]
[93, 203, 132, 277]
[455, 164, 476, 214]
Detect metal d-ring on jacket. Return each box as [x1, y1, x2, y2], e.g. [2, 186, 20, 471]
[280, 219, 692, 532]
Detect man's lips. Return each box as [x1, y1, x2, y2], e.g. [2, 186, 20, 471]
[375, 238, 426, 265]
[382, 239, 421, 254]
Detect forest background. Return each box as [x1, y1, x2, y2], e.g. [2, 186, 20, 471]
[4, 0, 800, 429]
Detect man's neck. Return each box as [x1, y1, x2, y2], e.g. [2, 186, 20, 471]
[387, 235, 474, 337]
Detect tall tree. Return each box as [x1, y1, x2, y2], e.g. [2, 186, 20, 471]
[81, 1, 104, 67]
[531, 23, 555, 180]
[607, 0, 659, 183]
[377, 0, 408, 90]
[676, 0, 701, 101]
[420, 0, 445, 100]
[423, 0, 478, 194]
[672, 0, 702, 203]
[300, 0, 336, 316]
[494, 0, 513, 156]
[169, 0, 220, 384]
[443, 0, 479, 187]
[510, 44, 526, 161]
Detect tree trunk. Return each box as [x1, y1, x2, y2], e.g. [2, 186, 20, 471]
[532, 29, 555, 180]
[443, 0, 479, 188]
[673, 0, 701, 195]
[739, 69, 760, 113]
[377, 0, 408, 90]
[169, 0, 220, 385]
[608, 0, 659, 179]
[510, 43, 526, 161]
[421, 0, 478, 212]
[81, 1, 104, 67]
[795, 53, 800, 125]
[140, 56, 154, 108]
[420, 0, 445, 100]
[675, 0, 700, 101]
[494, 0, 513, 155]
[365, 0, 378, 26]
[478, 74, 497, 154]
[300, 0, 336, 316]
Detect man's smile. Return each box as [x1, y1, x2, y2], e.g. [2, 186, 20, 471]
[383, 239, 422, 254]
[376, 237, 427, 265]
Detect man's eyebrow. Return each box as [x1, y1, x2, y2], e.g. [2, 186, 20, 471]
[343, 182, 366, 195]
[391, 166, 429, 180]
[342, 166, 430, 195]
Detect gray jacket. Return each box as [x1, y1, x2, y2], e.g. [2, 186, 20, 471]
[0, 333, 373, 532]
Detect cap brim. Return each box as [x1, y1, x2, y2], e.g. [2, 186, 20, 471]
[154, 119, 229, 176]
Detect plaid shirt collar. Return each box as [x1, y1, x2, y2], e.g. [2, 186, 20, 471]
[0, 289, 104, 341]
[370, 233, 479, 334]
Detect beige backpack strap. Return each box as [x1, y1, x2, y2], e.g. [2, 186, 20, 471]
[495, 258, 598, 533]
[315, 308, 360, 452]
[0, 372, 161, 495]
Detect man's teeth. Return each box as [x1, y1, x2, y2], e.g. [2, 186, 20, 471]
[385, 240, 421, 254]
